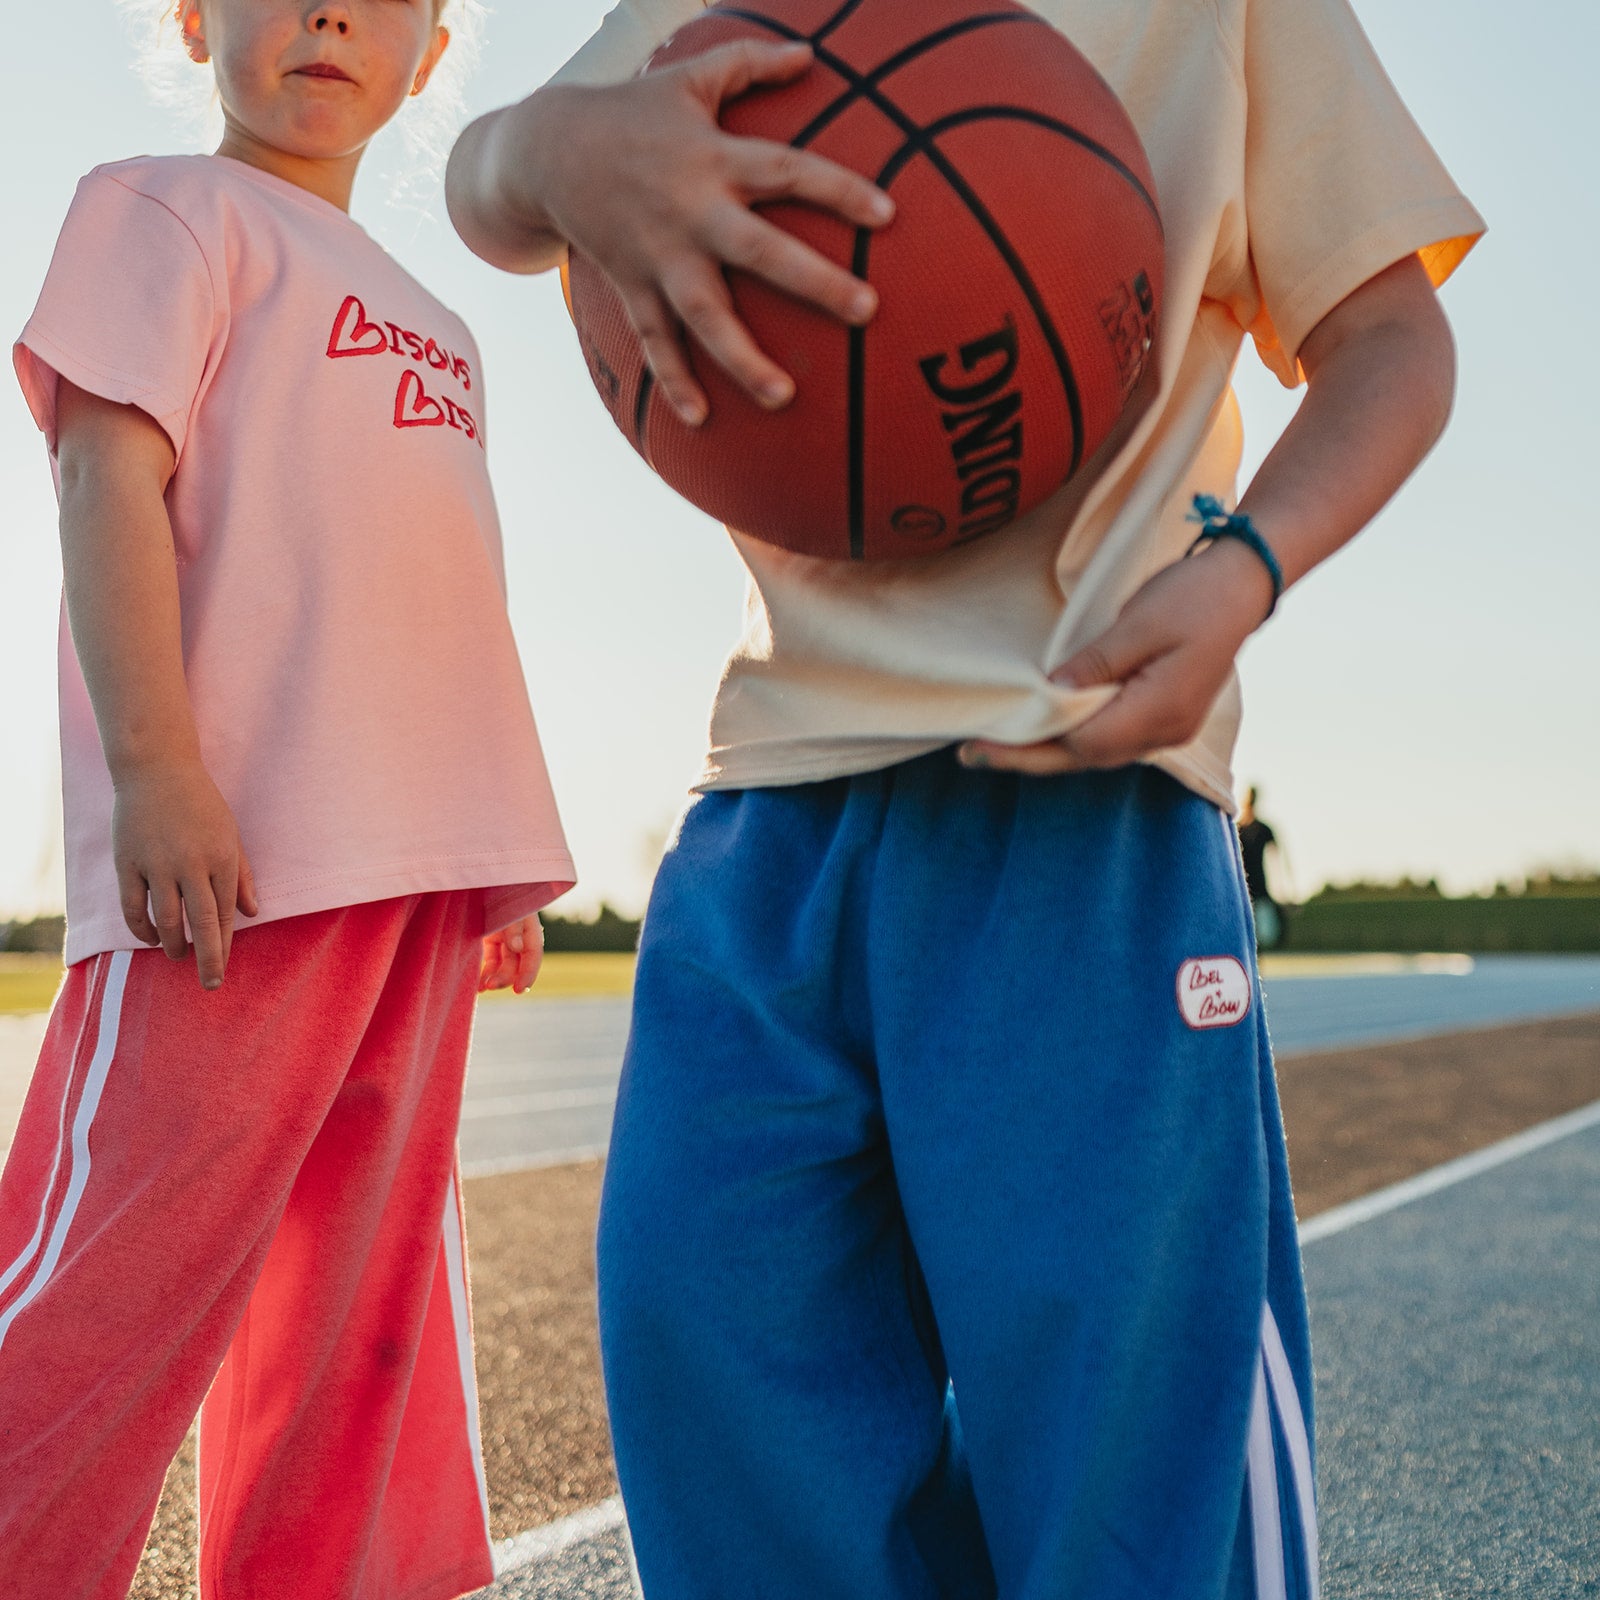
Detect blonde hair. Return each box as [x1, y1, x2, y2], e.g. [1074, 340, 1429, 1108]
[113, 0, 485, 202]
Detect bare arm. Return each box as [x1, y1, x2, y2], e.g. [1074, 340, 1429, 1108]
[56, 381, 257, 986]
[445, 39, 895, 424]
[962, 254, 1458, 773]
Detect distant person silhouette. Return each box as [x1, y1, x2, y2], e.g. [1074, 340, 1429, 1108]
[1238, 786, 1285, 950]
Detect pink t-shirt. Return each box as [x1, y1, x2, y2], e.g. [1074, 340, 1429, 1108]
[15, 155, 576, 965]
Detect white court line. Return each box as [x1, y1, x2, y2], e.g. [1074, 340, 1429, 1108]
[493, 1495, 627, 1575]
[461, 1088, 617, 1120]
[459, 1143, 608, 1181]
[1299, 1095, 1600, 1245]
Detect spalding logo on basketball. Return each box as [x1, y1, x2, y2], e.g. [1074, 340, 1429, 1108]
[566, 0, 1164, 561]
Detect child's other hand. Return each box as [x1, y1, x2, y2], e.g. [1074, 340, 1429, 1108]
[525, 42, 895, 423]
[112, 759, 259, 991]
[959, 540, 1277, 775]
[480, 916, 544, 995]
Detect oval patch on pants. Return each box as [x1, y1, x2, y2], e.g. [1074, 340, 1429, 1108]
[1176, 956, 1252, 1029]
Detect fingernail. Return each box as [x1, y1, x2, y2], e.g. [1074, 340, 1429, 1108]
[957, 742, 989, 769]
[870, 192, 894, 223]
[509, 934, 523, 952]
[204, 978, 221, 991]
[678, 399, 708, 427]
[760, 376, 794, 408]
[850, 287, 877, 322]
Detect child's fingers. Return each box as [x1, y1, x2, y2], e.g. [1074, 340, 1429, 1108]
[627, 288, 711, 425]
[183, 874, 226, 991]
[660, 262, 795, 410]
[149, 876, 189, 963]
[479, 939, 517, 992]
[715, 206, 879, 329]
[685, 38, 815, 108]
[958, 738, 1082, 775]
[117, 865, 160, 947]
[729, 138, 896, 232]
[1051, 625, 1153, 696]
[1058, 657, 1211, 769]
[210, 857, 240, 976]
[237, 846, 260, 920]
[512, 938, 542, 994]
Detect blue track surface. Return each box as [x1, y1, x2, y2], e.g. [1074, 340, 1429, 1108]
[1261, 955, 1600, 1055]
[452, 956, 1600, 1174]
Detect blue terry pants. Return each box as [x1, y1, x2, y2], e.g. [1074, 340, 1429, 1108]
[598, 755, 1318, 1600]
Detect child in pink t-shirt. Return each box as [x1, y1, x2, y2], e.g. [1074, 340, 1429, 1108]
[0, 3, 574, 1596]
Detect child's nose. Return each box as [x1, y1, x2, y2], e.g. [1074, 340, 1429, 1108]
[309, 5, 352, 35]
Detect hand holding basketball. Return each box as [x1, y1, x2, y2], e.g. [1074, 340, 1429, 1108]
[568, 0, 1165, 560]
[534, 41, 895, 423]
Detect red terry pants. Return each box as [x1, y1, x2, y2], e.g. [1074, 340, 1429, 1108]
[0, 892, 496, 1600]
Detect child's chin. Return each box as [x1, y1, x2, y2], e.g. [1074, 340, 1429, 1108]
[269, 112, 385, 163]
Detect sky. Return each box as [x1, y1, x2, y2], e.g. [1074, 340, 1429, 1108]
[1, 0, 1597, 921]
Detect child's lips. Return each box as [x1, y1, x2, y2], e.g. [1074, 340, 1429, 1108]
[293, 62, 355, 83]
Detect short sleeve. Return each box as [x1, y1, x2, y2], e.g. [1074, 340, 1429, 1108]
[1234, 0, 1485, 384]
[546, 0, 707, 87]
[12, 170, 218, 458]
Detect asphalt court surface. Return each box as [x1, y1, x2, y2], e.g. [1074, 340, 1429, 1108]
[1309, 1117, 1600, 1598]
[472, 1095, 1600, 1600]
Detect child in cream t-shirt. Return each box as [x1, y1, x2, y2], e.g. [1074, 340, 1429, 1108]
[448, 0, 1483, 1593]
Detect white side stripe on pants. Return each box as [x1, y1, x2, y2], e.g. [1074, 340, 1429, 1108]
[1246, 1358, 1287, 1600]
[1262, 1302, 1320, 1597]
[0, 951, 131, 1355]
[0, 957, 103, 1305]
[441, 1168, 493, 1545]
[1245, 1301, 1320, 1600]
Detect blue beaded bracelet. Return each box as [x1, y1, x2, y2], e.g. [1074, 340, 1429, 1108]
[1186, 494, 1283, 619]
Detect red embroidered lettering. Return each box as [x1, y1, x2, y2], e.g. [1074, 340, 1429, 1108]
[326, 295, 389, 358]
[394, 369, 447, 428]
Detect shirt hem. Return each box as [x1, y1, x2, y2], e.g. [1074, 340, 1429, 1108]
[696, 740, 954, 792]
[696, 739, 1239, 813]
[64, 852, 578, 966]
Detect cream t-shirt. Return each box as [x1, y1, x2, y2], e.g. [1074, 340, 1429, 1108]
[552, 0, 1484, 807]
[16, 156, 576, 964]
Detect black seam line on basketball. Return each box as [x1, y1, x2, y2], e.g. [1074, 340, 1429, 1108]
[869, 119, 1085, 474]
[920, 105, 1162, 230]
[847, 224, 871, 559]
[811, 0, 867, 44]
[713, 11, 1086, 470]
[788, 13, 1046, 152]
[633, 368, 655, 461]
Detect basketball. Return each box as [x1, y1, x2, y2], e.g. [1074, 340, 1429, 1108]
[566, 0, 1164, 561]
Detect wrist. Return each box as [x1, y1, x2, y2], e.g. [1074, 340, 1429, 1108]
[493, 87, 576, 240]
[1186, 495, 1283, 627]
[449, 91, 573, 270]
[1190, 536, 1279, 633]
[107, 742, 205, 790]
